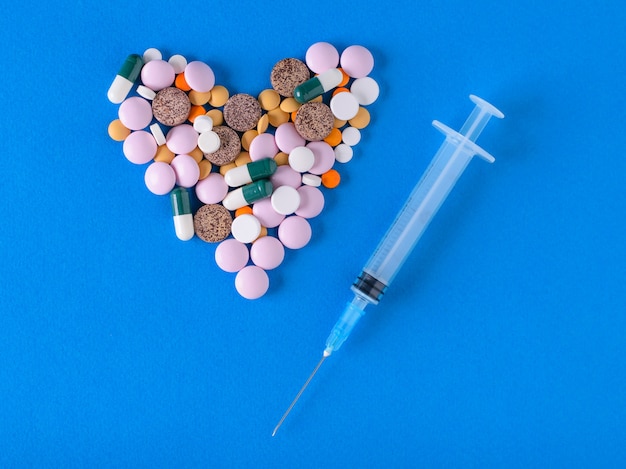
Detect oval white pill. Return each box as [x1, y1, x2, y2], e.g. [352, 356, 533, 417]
[288, 146, 315, 173]
[198, 130, 221, 154]
[150, 123, 166, 146]
[193, 114, 213, 133]
[231, 214, 262, 243]
[334, 143, 353, 163]
[342, 126, 361, 146]
[271, 185, 301, 215]
[350, 77, 380, 105]
[330, 92, 360, 120]
[302, 173, 322, 187]
[137, 85, 156, 100]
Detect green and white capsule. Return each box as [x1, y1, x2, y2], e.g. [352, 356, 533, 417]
[293, 68, 343, 104]
[224, 158, 277, 187]
[222, 179, 273, 211]
[170, 187, 194, 241]
[107, 54, 144, 104]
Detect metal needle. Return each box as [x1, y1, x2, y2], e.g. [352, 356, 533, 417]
[272, 353, 328, 437]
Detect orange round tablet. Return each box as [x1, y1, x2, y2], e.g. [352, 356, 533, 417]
[108, 119, 130, 141]
[321, 169, 341, 189]
[323, 128, 342, 147]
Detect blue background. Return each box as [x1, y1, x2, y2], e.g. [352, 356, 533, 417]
[1, 0, 625, 467]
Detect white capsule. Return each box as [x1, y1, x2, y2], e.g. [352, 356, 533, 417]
[318, 68, 343, 91]
[170, 188, 194, 241]
[107, 54, 144, 104]
[223, 180, 273, 211]
[107, 75, 133, 104]
[173, 214, 194, 241]
[222, 188, 248, 211]
[294, 68, 343, 103]
[225, 158, 277, 188]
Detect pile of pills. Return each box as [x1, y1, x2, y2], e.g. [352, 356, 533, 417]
[107, 42, 379, 299]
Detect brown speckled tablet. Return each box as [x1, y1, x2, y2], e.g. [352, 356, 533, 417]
[193, 204, 233, 243]
[270, 58, 310, 97]
[204, 125, 241, 165]
[152, 87, 191, 126]
[294, 102, 334, 141]
[223, 93, 262, 132]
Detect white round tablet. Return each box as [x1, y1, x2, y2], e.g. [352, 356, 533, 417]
[288, 146, 315, 173]
[143, 47, 162, 63]
[231, 214, 262, 244]
[342, 126, 361, 146]
[350, 77, 380, 105]
[302, 173, 322, 187]
[271, 185, 301, 215]
[168, 54, 188, 74]
[198, 130, 221, 154]
[330, 92, 360, 120]
[334, 143, 353, 163]
[193, 114, 213, 133]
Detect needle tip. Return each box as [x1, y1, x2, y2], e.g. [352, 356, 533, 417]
[271, 353, 328, 437]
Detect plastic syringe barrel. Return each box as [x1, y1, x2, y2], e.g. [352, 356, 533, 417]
[325, 95, 504, 355]
[355, 95, 503, 303]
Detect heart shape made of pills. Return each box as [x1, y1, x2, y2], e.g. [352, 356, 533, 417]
[107, 42, 380, 299]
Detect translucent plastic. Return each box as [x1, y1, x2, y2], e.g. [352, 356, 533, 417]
[362, 95, 502, 289]
[325, 95, 504, 355]
[274, 96, 504, 438]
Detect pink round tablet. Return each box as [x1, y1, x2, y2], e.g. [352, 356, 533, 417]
[235, 265, 269, 300]
[123, 130, 157, 164]
[340, 45, 374, 78]
[295, 185, 325, 218]
[215, 239, 250, 273]
[249, 133, 278, 161]
[118, 97, 153, 131]
[278, 216, 312, 249]
[141, 59, 176, 91]
[274, 122, 306, 153]
[305, 42, 340, 74]
[184, 61, 215, 93]
[252, 198, 285, 228]
[195, 172, 228, 204]
[166, 124, 198, 155]
[307, 141, 335, 175]
[144, 161, 176, 195]
[270, 165, 301, 189]
[250, 236, 285, 270]
[170, 154, 200, 188]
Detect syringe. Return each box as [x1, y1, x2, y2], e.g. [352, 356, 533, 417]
[272, 95, 504, 436]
